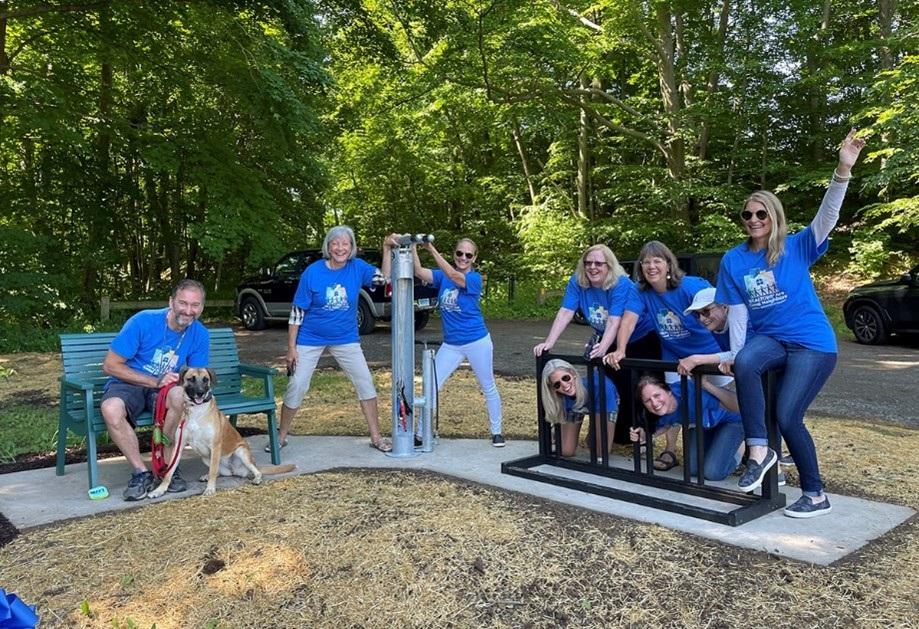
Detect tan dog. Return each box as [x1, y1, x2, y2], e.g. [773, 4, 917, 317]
[148, 367, 295, 498]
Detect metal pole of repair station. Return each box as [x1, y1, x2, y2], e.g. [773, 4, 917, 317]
[388, 234, 437, 458]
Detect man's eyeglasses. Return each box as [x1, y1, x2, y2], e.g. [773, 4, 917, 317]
[741, 209, 769, 221]
[550, 373, 573, 390]
[583, 260, 607, 268]
[455, 251, 475, 259]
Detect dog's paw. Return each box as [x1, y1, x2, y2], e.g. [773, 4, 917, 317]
[201, 486, 217, 497]
[147, 487, 167, 499]
[251, 474, 263, 485]
[198, 474, 208, 483]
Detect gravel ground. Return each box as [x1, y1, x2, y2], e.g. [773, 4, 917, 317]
[235, 318, 919, 427]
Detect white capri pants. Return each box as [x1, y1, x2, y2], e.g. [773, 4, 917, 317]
[283, 343, 377, 409]
[434, 334, 503, 435]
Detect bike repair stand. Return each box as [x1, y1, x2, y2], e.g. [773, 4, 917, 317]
[388, 234, 437, 458]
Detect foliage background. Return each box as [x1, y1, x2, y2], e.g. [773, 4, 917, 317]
[1, 0, 916, 346]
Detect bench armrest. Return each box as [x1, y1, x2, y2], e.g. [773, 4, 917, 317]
[61, 376, 96, 392]
[238, 363, 277, 377]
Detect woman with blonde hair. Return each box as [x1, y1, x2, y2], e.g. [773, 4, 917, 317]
[534, 244, 658, 442]
[387, 234, 505, 446]
[541, 359, 618, 457]
[717, 129, 866, 517]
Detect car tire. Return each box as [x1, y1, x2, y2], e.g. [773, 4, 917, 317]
[414, 311, 430, 331]
[358, 298, 376, 335]
[851, 304, 888, 345]
[240, 296, 267, 331]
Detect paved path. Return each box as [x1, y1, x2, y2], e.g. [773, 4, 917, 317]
[2, 436, 913, 566]
[235, 319, 919, 427]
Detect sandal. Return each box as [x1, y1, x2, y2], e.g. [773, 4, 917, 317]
[264, 439, 289, 453]
[653, 450, 679, 471]
[369, 438, 392, 453]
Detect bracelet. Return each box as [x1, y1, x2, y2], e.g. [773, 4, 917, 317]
[832, 168, 852, 183]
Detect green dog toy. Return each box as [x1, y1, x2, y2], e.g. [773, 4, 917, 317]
[88, 486, 109, 500]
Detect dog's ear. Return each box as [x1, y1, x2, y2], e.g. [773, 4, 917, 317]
[179, 367, 189, 384]
[206, 368, 217, 386]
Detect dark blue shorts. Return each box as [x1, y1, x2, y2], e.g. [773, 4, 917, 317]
[102, 382, 158, 427]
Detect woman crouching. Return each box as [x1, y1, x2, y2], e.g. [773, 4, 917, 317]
[540, 359, 618, 457]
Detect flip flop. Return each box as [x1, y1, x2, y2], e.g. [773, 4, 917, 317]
[370, 438, 392, 453]
[653, 450, 679, 471]
[264, 439, 288, 453]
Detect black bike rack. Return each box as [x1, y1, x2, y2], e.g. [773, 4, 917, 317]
[501, 355, 786, 526]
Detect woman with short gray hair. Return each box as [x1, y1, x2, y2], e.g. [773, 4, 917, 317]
[275, 225, 392, 453]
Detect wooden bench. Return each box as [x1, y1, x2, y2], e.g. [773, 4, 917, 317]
[57, 327, 281, 491]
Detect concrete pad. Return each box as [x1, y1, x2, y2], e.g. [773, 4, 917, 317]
[0, 437, 912, 566]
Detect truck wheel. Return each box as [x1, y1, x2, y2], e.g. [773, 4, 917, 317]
[358, 298, 376, 335]
[414, 311, 430, 331]
[851, 304, 887, 345]
[240, 297, 267, 331]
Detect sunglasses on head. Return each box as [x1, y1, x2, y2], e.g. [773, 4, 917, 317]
[455, 250, 475, 259]
[741, 209, 769, 221]
[550, 373, 573, 390]
[583, 260, 607, 268]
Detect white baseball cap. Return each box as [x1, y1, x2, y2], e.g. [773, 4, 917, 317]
[684, 287, 717, 315]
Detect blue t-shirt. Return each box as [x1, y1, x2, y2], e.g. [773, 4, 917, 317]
[107, 308, 210, 388]
[562, 373, 619, 420]
[655, 381, 741, 430]
[433, 269, 488, 345]
[294, 258, 378, 346]
[622, 280, 657, 342]
[561, 274, 631, 336]
[634, 276, 723, 361]
[716, 226, 836, 353]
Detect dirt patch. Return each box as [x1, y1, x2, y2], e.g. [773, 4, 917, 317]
[1, 469, 916, 628]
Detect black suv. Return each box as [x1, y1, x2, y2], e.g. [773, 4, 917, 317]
[235, 249, 439, 334]
[843, 265, 919, 344]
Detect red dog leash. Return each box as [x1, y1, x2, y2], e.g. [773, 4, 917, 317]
[151, 381, 186, 479]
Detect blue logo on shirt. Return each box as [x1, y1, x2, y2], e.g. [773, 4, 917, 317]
[656, 308, 689, 340]
[743, 269, 787, 309]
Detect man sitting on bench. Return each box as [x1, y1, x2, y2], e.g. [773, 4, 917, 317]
[100, 279, 210, 500]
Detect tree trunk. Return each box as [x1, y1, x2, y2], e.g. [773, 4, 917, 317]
[82, 2, 114, 312]
[576, 72, 592, 220]
[877, 0, 895, 70]
[655, 6, 684, 182]
[806, 0, 832, 163]
[698, 0, 730, 161]
[511, 120, 537, 206]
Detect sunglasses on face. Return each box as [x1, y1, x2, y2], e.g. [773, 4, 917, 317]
[550, 373, 573, 390]
[741, 209, 769, 221]
[692, 306, 716, 319]
[455, 251, 475, 260]
[583, 260, 607, 268]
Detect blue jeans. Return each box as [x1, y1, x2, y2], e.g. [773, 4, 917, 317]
[685, 423, 744, 481]
[734, 335, 837, 494]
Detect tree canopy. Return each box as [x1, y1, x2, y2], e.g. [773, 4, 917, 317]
[1, 0, 916, 335]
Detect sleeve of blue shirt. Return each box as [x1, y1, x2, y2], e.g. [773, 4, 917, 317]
[357, 258, 378, 286]
[109, 312, 144, 360]
[185, 324, 210, 368]
[464, 271, 482, 297]
[624, 282, 645, 316]
[431, 269, 444, 291]
[561, 275, 580, 310]
[715, 251, 744, 306]
[795, 225, 829, 266]
[292, 267, 314, 311]
[584, 372, 619, 413]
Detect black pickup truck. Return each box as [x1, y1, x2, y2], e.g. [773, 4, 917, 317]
[235, 249, 439, 334]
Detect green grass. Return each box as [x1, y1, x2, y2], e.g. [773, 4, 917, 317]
[0, 404, 81, 463]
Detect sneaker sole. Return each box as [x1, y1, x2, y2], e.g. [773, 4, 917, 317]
[123, 490, 148, 501]
[784, 503, 832, 518]
[492, 443, 506, 448]
[738, 450, 778, 493]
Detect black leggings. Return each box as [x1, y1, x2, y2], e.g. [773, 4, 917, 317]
[605, 332, 662, 444]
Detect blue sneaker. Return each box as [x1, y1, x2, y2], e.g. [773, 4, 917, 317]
[784, 494, 832, 518]
[777, 472, 786, 487]
[737, 449, 777, 493]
